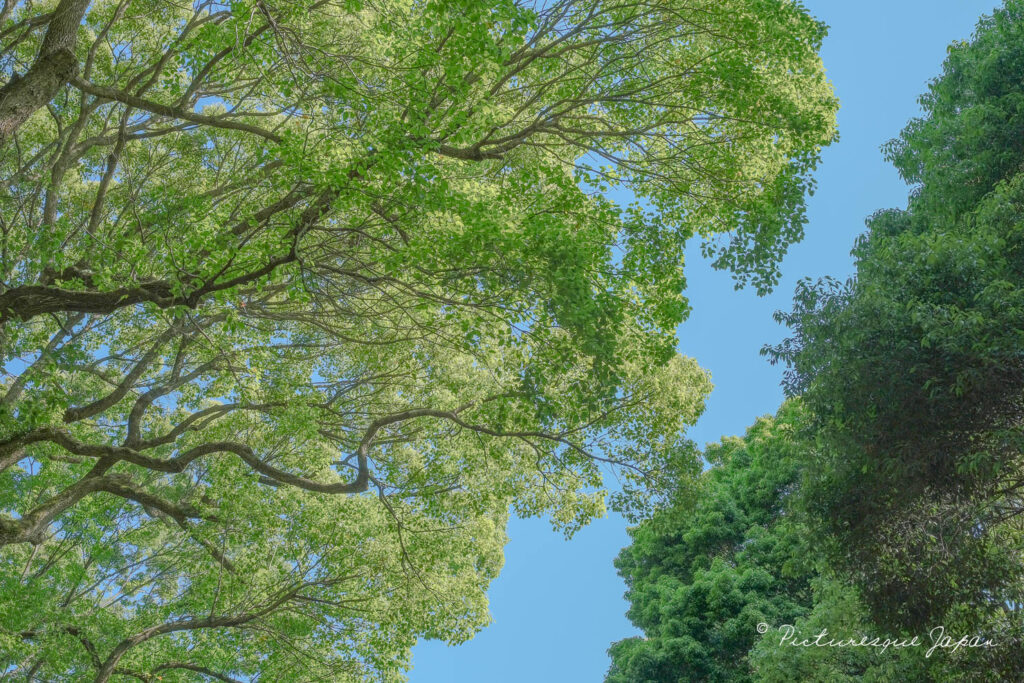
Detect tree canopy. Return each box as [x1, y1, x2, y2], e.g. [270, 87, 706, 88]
[607, 403, 1016, 683]
[766, 0, 1024, 641]
[606, 403, 819, 683]
[605, 403, 955, 682]
[0, 0, 837, 679]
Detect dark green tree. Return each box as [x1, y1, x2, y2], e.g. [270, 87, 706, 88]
[605, 404, 1003, 682]
[606, 403, 819, 683]
[765, 0, 1024, 673]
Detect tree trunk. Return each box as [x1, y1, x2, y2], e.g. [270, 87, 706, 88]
[0, 0, 90, 143]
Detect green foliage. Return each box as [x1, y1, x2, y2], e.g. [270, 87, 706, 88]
[883, 0, 1024, 224]
[0, 0, 836, 679]
[749, 576, 933, 683]
[763, 0, 1024, 670]
[607, 404, 1020, 682]
[606, 403, 819, 683]
[610, 5, 1024, 682]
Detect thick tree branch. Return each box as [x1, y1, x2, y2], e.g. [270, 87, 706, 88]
[151, 662, 244, 683]
[0, 457, 115, 545]
[93, 582, 315, 682]
[69, 76, 284, 143]
[0, 0, 90, 142]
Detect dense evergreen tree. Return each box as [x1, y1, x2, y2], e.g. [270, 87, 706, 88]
[607, 404, 818, 683]
[767, 1, 1024, 652]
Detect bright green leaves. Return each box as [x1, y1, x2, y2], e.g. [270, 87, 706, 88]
[1, 0, 835, 678]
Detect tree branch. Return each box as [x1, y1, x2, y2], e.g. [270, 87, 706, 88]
[0, 0, 90, 141]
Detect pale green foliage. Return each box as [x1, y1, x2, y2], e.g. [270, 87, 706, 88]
[0, 0, 835, 678]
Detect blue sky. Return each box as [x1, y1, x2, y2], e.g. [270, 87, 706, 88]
[411, 2, 999, 680]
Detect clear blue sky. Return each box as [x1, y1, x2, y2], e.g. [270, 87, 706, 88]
[411, 2, 999, 680]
